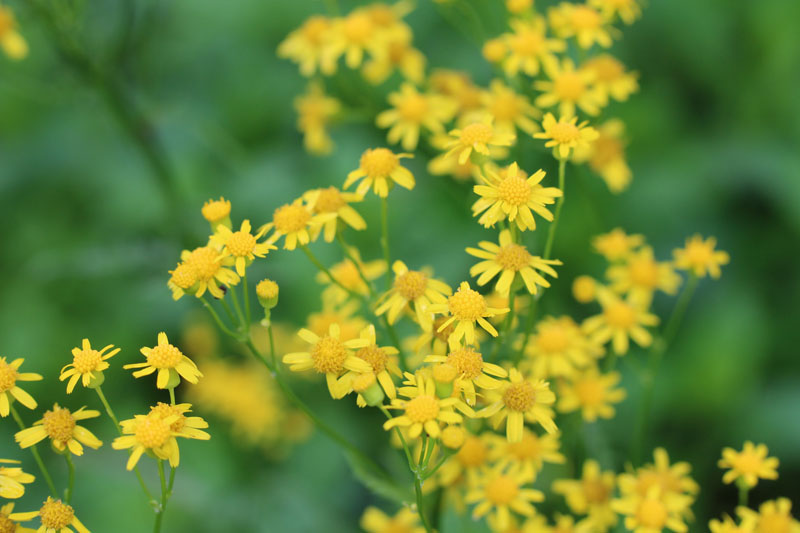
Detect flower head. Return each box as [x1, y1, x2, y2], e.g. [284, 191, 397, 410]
[719, 441, 779, 489]
[124, 332, 203, 389]
[277, 15, 337, 76]
[582, 291, 658, 355]
[548, 2, 617, 49]
[479, 368, 557, 442]
[213, 220, 276, 276]
[425, 346, 507, 405]
[673, 235, 730, 279]
[553, 460, 617, 531]
[442, 117, 515, 165]
[488, 429, 566, 480]
[60, 339, 120, 393]
[294, 82, 341, 155]
[303, 186, 366, 242]
[148, 402, 211, 441]
[465, 464, 543, 531]
[375, 261, 451, 331]
[590, 0, 642, 25]
[0, 7, 28, 60]
[534, 113, 599, 160]
[0, 357, 41, 417]
[9, 498, 89, 533]
[341, 325, 401, 405]
[593, 228, 644, 262]
[0, 460, 35, 499]
[607, 246, 681, 306]
[481, 80, 541, 135]
[502, 17, 565, 77]
[112, 411, 181, 470]
[737, 498, 800, 533]
[376, 83, 457, 150]
[173, 244, 241, 300]
[557, 367, 625, 421]
[15, 405, 101, 456]
[264, 199, 330, 251]
[612, 486, 691, 533]
[429, 282, 509, 348]
[535, 58, 603, 117]
[583, 54, 639, 104]
[201, 197, 231, 230]
[345, 148, 415, 198]
[572, 118, 633, 193]
[525, 316, 601, 378]
[360, 506, 425, 533]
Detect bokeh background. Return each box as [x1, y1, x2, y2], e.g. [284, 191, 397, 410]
[1, 0, 799, 531]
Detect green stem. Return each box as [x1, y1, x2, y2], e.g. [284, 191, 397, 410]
[64, 453, 75, 504]
[199, 296, 238, 338]
[491, 289, 516, 361]
[379, 406, 415, 470]
[738, 481, 749, 507]
[380, 197, 391, 291]
[422, 450, 454, 480]
[414, 477, 434, 533]
[168, 387, 176, 406]
[300, 244, 358, 298]
[9, 405, 58, 497]
[243, 272, 252, 329]
[336, 231, 376, 297]
[229, 283, 246, 329]
[632, 274, 699, 464]
[153, 460, 168, 533]
[219, 298, 239, 330]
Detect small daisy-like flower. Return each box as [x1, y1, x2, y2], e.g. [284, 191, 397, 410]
[363, 33, 426, 85]
[383, 373, 473, 439]
[557, 367, 626, 422]
[590, 0, 642, 25]
[0, 357, 42, 417]
[573, 275, 598, 303]
[166, 261, 197, 301]
[479, 368, 557, 442]
[429, 281, 509, 348]
[548, 2, 617, 50]
[375, 261, 452, 331]
[0, 7, 28, 61]
[425, 346, 508, 405]
[9, 498, 90, 533]
[442, 117, 515, 165]
[466, 464, 544, 531]
[177, 244, 241, 299]
[502, 17, 565, 77]
[583, 55, 639, 104]
[718, 441, 779, 489]
[612, 486, 691, 533]
[593, 228, 645, 262]
[213, 219, 276, 276]
[506, 0, 533, 14]
[482, 38, 507, 65]
[294, 81, 341, 155]
[264, 199, 330, 251]
[554, 460, 618, 532]
[376, 83, 457, 151]
[617, 448, 699, 514]
[282, 324, 372, 399]
[307, 300, 368, 342]
[467, 229, 562, 296]
[15, 404, 102, 456]
[344, 148, 415, 198]
[709, 514, 749, 533]
[360, 506, 425, 533]
[481, 80, 541, 135]
[607, 246, 682, 305]
[429, 69, 483, 116]
[303, 186, 367, 242]
[737, 498, 800, 533]
[1, 502, 36, 533]
[328, 9, 379, 69]
[472, 162, 562, 232]
[489, 429, 566, 480]
[124, 332, 203, 390]
[535, 58, 603, 117]
[582, 291, 658, 355]
[0, 460, 35, 499]
[317, 252, 385, 304]
[525, 316, 601, 378]
[277, 15, 337, 76]
[341, 325, 401, 404]
[200, 197, 231, 230]
[59, 339, 120, 393]
[148, 402, 211, 441]
[112, 411, 181, 470]
[428, 147, 485, 182]
[438, 433, 491, 487]
[572, 119, 633, 193]
[534, 113, 599, 160]
[673, 235, 730, 279]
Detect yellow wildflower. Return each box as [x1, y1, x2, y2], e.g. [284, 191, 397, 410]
[593, 228, 644, 261]
[673, 235, 730, 279]
[572, 119, 633, 193]
[573, 275, 598, 303]
[582, 291, 658, 355]
[709, 515, 750, 533]
[618, 448, 699, 512]
[174, 244, 240, 299]
[535, 58, 603, 117]
[583, 54, 639, 104]
[718, 441, 779, 488]
[148, 402, 211, 441]
[502, 17, 565, 77]
[590, 0, 643, 25]
[557, 367, 625, 421]
[345, 148, 415, 197]
[263, 198, 330, 250]
[328, 8, 380, 69]
[307, 300, 368, 342]
[442, 117, 515, 165]
[213, 219, 276, 276]
[9, 498, 89, 533]
[341, 325, 401, 405]
[525, 316, 601, 378]
[428, 147, 486, 182]
[376, 83, 456, 150]
[479, 368, 557, 442]
[60, 338, 120, 393]
[438, 433, 491, 487]
[534, 113, 599, 160]
[737, 498, 800, 533]
[124, 332, 203, 389]
[303, 186, 367, 242]
[360, 506, 425, 533]
[277, 15, 337, 76]
[425, 346, 507, 406]
[316, 251, 384, 304]
[15, 405, 101, 457]
[606, 245, 681, 305]
[488, 429, 566, 480]
[612, 486, 691, 533]
[112, 412, 181, 470]
[0, 7, 28, 60]
[0, 357, 41, 417]
[429, 281, 509, 347]
[482, 38, 507, 65]
[294, 82, 341, 155]
[465, 464, 543, 531]
[429, 69, 483, 116]
[375, 261, 451, 331]
[363, 34, 426, 85]
[201, 197, 231, 230]
[553, 459, 617, 531]
[0, 502, 35, 533]
[481, 80, 541, 135]
[548, 2, 616, 49]
[0, 460, 34, 499]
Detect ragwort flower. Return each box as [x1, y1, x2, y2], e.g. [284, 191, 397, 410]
[534, 113, 599, 160]
[375, 261, 452, 331]
[429, 282, 509, 348]
[479, 368, 557, 442]
[60, 339, 120, 393]
[15, 405, 101, 456]
[442, 117, 515, 165]
[718, 441, 779, 489]
[345, 148, 415, 198]
[124, 332, 203, 390]
[0, 460, 35, 499]
[0, 357, 41, 417]
[9, 498, 89, 533]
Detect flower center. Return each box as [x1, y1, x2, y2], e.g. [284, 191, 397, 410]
[201, 198, 230, 222]
[629, 258, 660, 288]
[489, 93, 521, 121]
[147, 342, 184, 369]
[503, 381, 536, 412]
[604, 301, 636, 328]
[448, 286, 487, 321]
[343, 12, 373, 43]
[685, 242, 714, 265]
[170, 263, 197, 289]
[497, 175, 532, 206]
[226, 231, 256, 257]
[457, 436, 488, 467]
[310, 336, 348, 374]
[583, 479, 611, 503]
[301, 17, 329, 44]
[273, 204, 311, 234]
[355, 345, 387, 373]
[433, 316, 454, 342]
[405, 395, 440, 423]
[446, 347, 484, 379]
[590, 56, 624, 81]
[256, 279, 279, 300]
[510, 29, 542, 56]
[732, 451, 766, 475]
[314, 187, 346, 213]
[536, 324, 570, 353]
[758, 515, 791, 533]
[395, 270, 428, 301]
[637, 498, 668, 528]
[0, 514, 15, 533]
[550, 121, 581, 144]
[0, 360, 18, 392]
[495, 243, 531, 271]
[187, 247, 221, 280]
[72, 348, 103, 374]
[42, 407, 76, 443]
[570, 6, 602, 29]
[554, 72, 586, 101]
[39, 499, 75, 529]
[575, 378, 606, 407]
[507, 433, 542, 460]
[485, 475, 519, 505]
[360, 148, 399, 177]
[398, 94, 429, 122]
[150, 403, 187, 433]
[135, 415, 172, 448]
[590, 135, 623, 167]
[460, 123, 493, 146]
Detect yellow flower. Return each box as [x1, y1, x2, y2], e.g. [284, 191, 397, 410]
[1, 502, 36, 533]
[360, 506, 425, 533]
[282, 323, 372, 399]
[472, 162, 562, 231]
[548, 2, 616, 49]
[0, 357, 42, 417]
[0, 460, 34, 499]
[593, 228, 644, 262]
[9, 498, 90, 533]
[425, 346, 508, 406]
[316, 251, 385, 304]
[383, 373, 472, 439]
[506, 0, 533, 14]
[60, 339, 120, 393]
[488, 429, 566, 480]
[303, 186, 367, 242]
[327, 8, 381, 69]
[557, 367, 625, 421]
[582, 291, 658, 355]
[430, 281, 509, 348]
[125, 332, 203, 389]
[673, 235, 730, 279]
[174, 244, 241, 299]
[277, 15, 337, 76]
[442, 117, 516, 165]
[534, 113, 599, 160]
[535, 58, 603, 117]
[612, 486, 691, 533]
[590, 0, 642, 25]
[15, 405, 102, 456]
[376, 83, 457, 150]
[524, 316, 601, 378]
[618, 448, 699, 512]
[571, 119, 633, 193]
[148, 402, 211, 441]
[583, 54, 639, 104]
[481, 80, 541, 135]
[0, 7, 28, 60]
[344, 148, 415, 198]
[502, 17, 565, 77]
[112, 412, 181, 470]
[467, 229, 562, 296]
[341, 325, 401, 405]
[294, 82, 341, 155]
[482, 38, 507, 65]
[201, 197, 232, 230]
[438, 433, 490, 487]
[553, 460, 617, 531]
[428, 147, 485, 182]
[214, 219, 276, 276]
[363, 33, 426, 85]
[718, 441, 779, 488]
[737, 498, 800, 533]
[429, 69, 483, 115]
[606, 246, 681, 305]
[465, 464, 543, 531]
[263, 198, 331, 250]
[479, 368, 557, 442]
[709, 515, 750, 533]
[573, 275, 598, 303]
[375, 261, 451, 330]
[307, 300, 368, 342]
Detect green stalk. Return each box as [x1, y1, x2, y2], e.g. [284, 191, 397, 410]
[300, 244, 359, 298]
[199, 296, 237, 338]
[9, 405, 58, 497]
[380, 197, 391, 291]
[64, 453, 75, 504]
[243, 272, 252, 328]
[153, 460, 168, 533]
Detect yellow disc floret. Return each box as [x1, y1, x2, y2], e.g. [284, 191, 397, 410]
[71, 347, 102, 374]
[448, 285, 487, 321]
[169, 263, 197, 290]
[134, 415, 172, 449]
[636, 498, 668, 529]
[485, 475, 520, 505]
[39, 499, 75, 530]
[496, 174, 532, 206]
[549, 121, 581, 144]
[187, 247, 221, 281]
[273, 204, 311, 234]
[313, 187, 346, 213]
[360, 148, 399, 177]
[405, 395, 440, 423]
[310, 336, 348, 374]
[503, 380, 536, 412]
[604, 301, 636, 328]
[42, 406, 76, 444]
[256, 279, 279, 300]
[495, 243, 531, 271]
[0, 359, 18, 392]
[146, 341, 183, 369]
[447, 347, 484, 379]
[460, 123, 494, 145]
[201, 197, 231, 223]
[395, 270, 428, 300]
[355, 345, 387, 373]
[225, 230, 256, 257]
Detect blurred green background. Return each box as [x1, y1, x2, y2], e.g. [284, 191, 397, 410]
[1, 0, 799, 531]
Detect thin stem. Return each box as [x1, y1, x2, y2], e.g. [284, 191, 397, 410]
[491, 289, 516, 361]
[422, 449, 453, 480]
[64, 453, 75, 504]
[168, 387, 176, 406]
[268, 322, 277, 368]
[9, 405, 58, 497]
[229, 283, 246, 329]
[738, 481, 749, 507]
[153, 460, 168, 533]
[414, 477, 434, 533]
[243, 272, 252, 329]
[380, 197, 391, 291]
[300, 244, 358, 298]
[219, 298, 239, 330]
[199, 296, 237, 338]
[379, 406, 415, 470]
